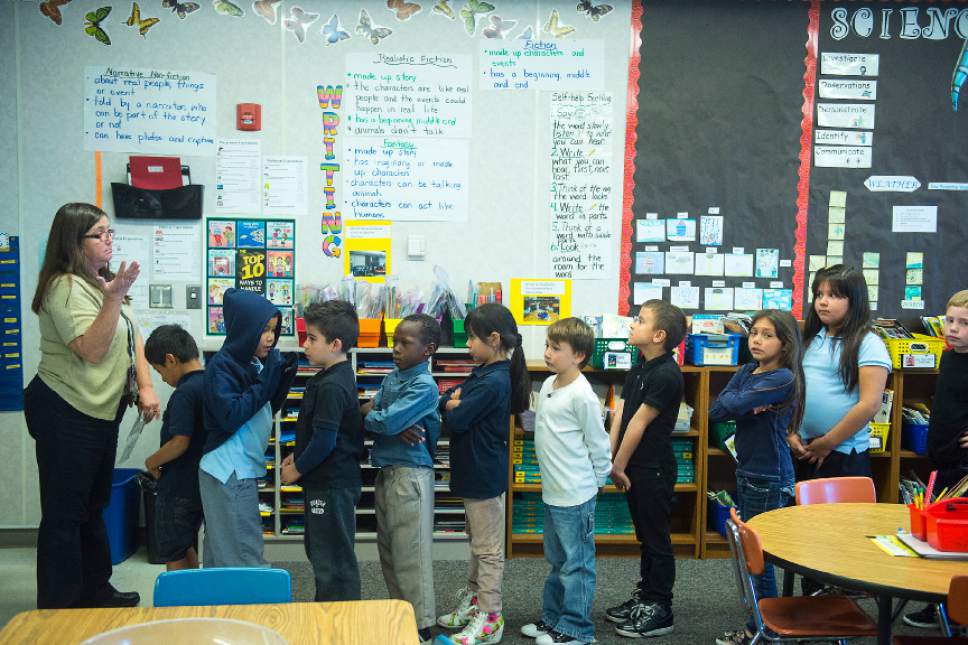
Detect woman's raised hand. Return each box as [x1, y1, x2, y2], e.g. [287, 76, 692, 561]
[98, 261, 140, 300]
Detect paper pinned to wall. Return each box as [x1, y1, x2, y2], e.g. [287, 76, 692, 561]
[892, 205, 937, 233]
[262, 156, 307, 216]
[633, 282, 663, 305]
[704, 287, 733, 310]
[817, 79, 877, 100]
[755, 248, 779, 279]
[817, 104, 875, 130]
[734, 288, 763, 311]
[216, 139, 262, 215]
[820, 52, 879, 77]
[83, 66, 216, 155]
[724, 253, 754, 277]
[670, 285, 700, 310]
[479, 40, 604, 91]
[151, 223, 200, 282]
[636, 219, 665, 243]
[111, 228, 151, 309]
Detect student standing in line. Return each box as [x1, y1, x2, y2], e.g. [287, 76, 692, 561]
[789, 265, 891, 479]
[361, 313, 442, 645]
[281, 300, 364, 601]
[904, 290, 968, 630]
[520, 318, 611, 645]
[199, 288, 293, 568]
[709, 310, 804, 645]
[607, 300, 687, 639]
[144, 325, 206, 572]
[437, 303, 530, 645]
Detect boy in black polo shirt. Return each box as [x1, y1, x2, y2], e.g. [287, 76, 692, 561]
[606, 300, 686, 639]
[280, 300, 364, 601]
[143, 325, 206, 571]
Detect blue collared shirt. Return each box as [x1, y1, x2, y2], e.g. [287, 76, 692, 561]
[366, 361, 440, 468]
[200, 358, 273, 483]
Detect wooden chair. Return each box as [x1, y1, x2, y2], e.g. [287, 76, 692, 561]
[795, 476, 876, 505]
[893, 576, 968, 644]
[154, 567, 292, 607]
[725, 518, 878, 644]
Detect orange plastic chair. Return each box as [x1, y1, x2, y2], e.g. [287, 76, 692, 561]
[795, 476, 876, 505]
[892, 576, 968, 644]
[726, 518, 878, 644]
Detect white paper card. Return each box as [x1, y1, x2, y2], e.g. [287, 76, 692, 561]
[636, 219, 666, 243]
[704, 287, 734, 311]
[665, 251, 695, 274]
[666, 219, 696, 242]
[892, 205, 938, 233]
[817, 103, 876, 129]
[818, 79, 877, 100]
[820, 52, 879, 77]
[670, 285, 700, 309]
[695, 253, 725, 276]
[734, 288, 763, 310]
[815, 145, 872, 168]
[815, 129, 873, 146]
[633, 282, 663, 305]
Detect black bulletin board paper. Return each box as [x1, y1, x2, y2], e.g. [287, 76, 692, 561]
[629, 0, 968, 321]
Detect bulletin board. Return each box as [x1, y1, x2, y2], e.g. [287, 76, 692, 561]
[623, 0, 968, 321]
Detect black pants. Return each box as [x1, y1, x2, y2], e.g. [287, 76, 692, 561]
[303, 485, 362, 602]
[797, 446, 872, 480]
[24, 377, 125, 609]
[626, 462, 677, 605]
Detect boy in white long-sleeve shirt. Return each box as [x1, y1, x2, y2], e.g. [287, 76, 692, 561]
[521, 318, 612, 645]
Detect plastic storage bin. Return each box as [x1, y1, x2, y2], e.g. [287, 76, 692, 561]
[384, 318, 402, 348]
[451, 319, 467, 348]
[357, 318, 382, 348]
[591, 338, 637, 369]
[909, 503, 928, 541]
[709, 502, 734, 538]
[868, 422, 890, 454]
[884, 333, 945, 369]
[924, 498, 968, 552]
[686, 333, 741, 366]
[902, 422, 929, 455]
[103, 468, 141, 565]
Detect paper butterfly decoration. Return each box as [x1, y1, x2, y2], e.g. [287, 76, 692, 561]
[387, 0, 421, 21]
[284, 6, 319, 44]
[517, 25, 534, 40]
[459, 0, 494, 36]
[84, 6, 111, 45]
[432, 0, 454, 20]
[543, 8, 575, 38]
[252, 0, 281, 24]
[357, 8, 392, 45]
[482, 15, 515, 39]
[577, 0, 613, 21]
[39, 0, 71, 25]
[162, 0, 200, 19]
[126, 2, 160, 38]
[321, 14, 350, 46]
[213, 0, 245, 17]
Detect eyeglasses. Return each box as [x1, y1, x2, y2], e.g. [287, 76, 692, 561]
[82, 228, 115, 242]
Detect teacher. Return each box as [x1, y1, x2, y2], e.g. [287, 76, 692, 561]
[24, 203, 160, 609]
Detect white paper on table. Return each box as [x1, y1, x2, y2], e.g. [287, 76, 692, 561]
[636, 219, 666, 243]
[695, 253, 725, 276]
[665, 251, 695, 274]
[734, 288, 763, 311]
[724, 253, 754, 277]
[151, 224, 201, 282]
[670, 285, 700, 309]
[704, 287, 734, 311]
[633, 282, 663, 305]
[892, 206, 937, 233]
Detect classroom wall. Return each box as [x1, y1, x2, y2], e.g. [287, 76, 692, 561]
[1, 1, 634, 526]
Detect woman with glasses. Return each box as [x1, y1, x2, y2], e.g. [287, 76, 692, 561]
[24, 202, 160, 609]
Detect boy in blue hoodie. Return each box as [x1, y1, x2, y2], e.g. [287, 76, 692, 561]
[199, 288, 294, 568]
[361, 313, 442, 644]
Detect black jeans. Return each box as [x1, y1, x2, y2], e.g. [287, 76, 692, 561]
[626, 462, 677, 606]
[24, 377, 125, 608]
[797, 446, 872, 480]
[303, 485, 362, 601]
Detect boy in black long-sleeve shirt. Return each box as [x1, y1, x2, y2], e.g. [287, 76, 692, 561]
[905, 290, 968, 630]
[280, 300, 364, 601]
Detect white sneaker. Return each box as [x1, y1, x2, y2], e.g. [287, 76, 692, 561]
[520, 619, 553, 638]
[449, 609, 504, 645]
[437, 586, 479, 629]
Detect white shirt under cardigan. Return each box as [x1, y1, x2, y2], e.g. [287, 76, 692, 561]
[534, 373, 613, 507]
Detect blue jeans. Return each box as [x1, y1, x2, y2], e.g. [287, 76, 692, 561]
[736, 473, 794, 630]
[542, 497, 596, 643]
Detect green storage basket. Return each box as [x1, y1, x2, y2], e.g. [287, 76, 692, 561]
[710, 420, 736, 452]
[591, 338, 637, 369]
[451, 319, 467, 348]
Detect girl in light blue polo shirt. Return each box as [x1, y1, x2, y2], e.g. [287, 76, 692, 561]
[791, 265, 891, 479]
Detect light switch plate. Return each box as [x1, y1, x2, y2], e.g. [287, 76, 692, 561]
[186, 285, 201, 309]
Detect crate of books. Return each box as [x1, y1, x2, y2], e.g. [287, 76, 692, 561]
[868, 422, 890, 454]
[591, 338, 637, 369]
[873, 319, 945, 369]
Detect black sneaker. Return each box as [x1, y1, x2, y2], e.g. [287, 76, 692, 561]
[615, 602, 674, 638]
[903, 604, 939, 629]
[418, 627, 433, 644]
[520, 619, 554, 638]
[606, 587, 643, 623]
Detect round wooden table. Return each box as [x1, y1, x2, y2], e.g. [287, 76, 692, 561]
[748, 503, 964, 645]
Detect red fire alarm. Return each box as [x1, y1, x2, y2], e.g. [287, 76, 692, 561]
[236, 103, 261, 131]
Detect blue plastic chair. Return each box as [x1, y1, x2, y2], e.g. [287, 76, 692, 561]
[154, 567, 292, 607]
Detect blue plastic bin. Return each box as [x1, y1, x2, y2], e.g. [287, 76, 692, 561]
[709, 502, 734, 538]
[902, 423, 929, 456]
[686, 333, 742, 366]
[103, 468, 141, 565]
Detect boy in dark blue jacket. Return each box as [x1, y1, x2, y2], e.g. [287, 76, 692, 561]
[198, 288, 294, 568]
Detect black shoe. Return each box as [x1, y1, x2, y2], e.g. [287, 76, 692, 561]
[903, 604, 939, 629]
[94, 589, 141, 608]
[615, 602, 674, 638]
[520, 619, 554, 637]
[606, 587, 643, 624]
[418, 627, 433, 644]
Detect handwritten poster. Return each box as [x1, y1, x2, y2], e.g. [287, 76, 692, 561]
[343, 138, 468, 221]
[549, 91, 614, 280]
[83, 66, 216, 155]
[344, 53, 472, 139]
[479, 40, 603, 91]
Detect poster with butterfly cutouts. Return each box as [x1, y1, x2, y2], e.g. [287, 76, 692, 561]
[252, 0, 281, 25]
[284, 6, 319, 44]
[84, 6, 112, 45]
[39, 0, 71, 26]
[126, 2, 160, 38]
[206, 218, 296, 336]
